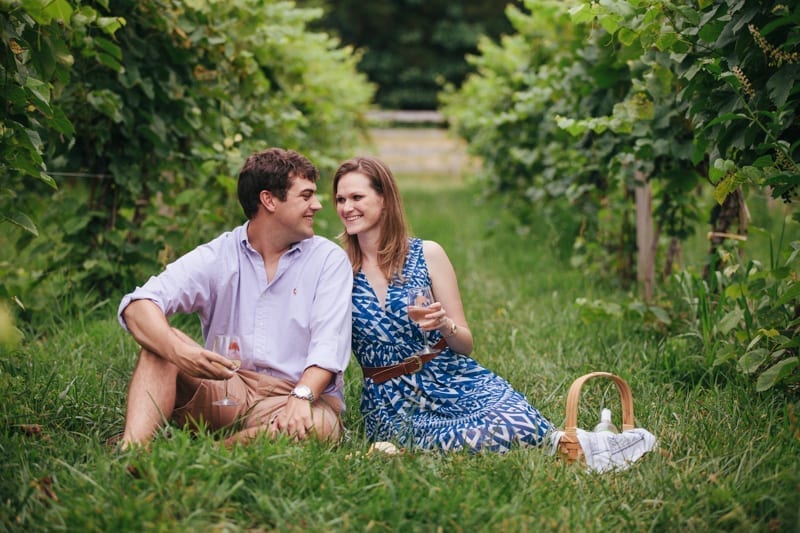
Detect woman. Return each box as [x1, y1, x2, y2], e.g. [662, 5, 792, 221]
[333, 156, 552, 452]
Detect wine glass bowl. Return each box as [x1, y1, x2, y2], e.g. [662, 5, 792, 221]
[212, 334, 241, 407]
[406, 286, 439, 356]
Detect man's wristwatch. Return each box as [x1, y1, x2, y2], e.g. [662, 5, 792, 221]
[290, 384, 314, 402]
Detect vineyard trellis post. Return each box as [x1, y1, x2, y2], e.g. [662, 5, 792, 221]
[635, 172, 655, 302]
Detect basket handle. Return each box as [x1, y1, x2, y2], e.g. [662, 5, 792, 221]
[564, 372, 635, 439]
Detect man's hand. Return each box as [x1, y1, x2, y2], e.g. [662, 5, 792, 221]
[269, 396, 316, 440]
[172, 341, 238, 380]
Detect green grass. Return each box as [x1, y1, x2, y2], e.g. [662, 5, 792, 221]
[1, 180, 799, 532]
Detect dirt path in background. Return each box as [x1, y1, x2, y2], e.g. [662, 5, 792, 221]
[367, 128, 478, 178]
[364, 111, 480, 179]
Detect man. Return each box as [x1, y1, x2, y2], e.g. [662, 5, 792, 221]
[117, 148, 352, 448]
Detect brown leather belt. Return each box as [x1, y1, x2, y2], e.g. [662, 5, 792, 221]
[361, 338, 447, 384]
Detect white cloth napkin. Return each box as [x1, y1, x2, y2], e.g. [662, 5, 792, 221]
[548, 428, 657, 473]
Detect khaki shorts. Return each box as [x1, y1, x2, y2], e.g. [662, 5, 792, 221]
[172, 370, 343, 440]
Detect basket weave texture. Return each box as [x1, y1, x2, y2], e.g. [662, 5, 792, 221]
[557, 372, 635, 464]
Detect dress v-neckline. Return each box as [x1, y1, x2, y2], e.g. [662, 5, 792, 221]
[358, 270, 390, 313]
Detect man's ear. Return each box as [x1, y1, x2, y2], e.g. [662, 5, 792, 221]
[260, 190, 277, 213]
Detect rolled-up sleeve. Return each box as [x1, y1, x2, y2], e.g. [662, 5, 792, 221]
[117, 243, 217, 331]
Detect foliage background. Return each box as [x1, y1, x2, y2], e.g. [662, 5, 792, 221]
[300, 0, 523, 109]
[441, 0, 800, 391]
[1, 0, 374, 324]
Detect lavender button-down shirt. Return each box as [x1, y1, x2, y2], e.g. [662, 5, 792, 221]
[117, 223, 353, 402]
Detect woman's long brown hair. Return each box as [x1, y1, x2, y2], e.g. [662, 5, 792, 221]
[333, 156, 409, 281]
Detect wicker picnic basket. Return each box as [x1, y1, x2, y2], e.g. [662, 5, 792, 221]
[557, 372, 635, 464]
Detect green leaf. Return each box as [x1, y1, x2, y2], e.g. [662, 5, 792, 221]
[756, 357, 799, 391]
[599, 14, 622, 35]
[62, 214, 91, 236]
[86, 89, 125, 122]
[0, 210, 39, 236]
[739, 348, 768, 374]
[24, 77, 51, 107]
[598, 0, 634, 17]
[96, 16, 126, 36]
[698, 20, 725, 42]
[674, 4, 702, 25]
[763, 172, 800, 187]
[21, 0, 73, 24]
[724, 283, 750, 299]
[184, 0, 211, 13]
[751, 155, 773, 168]
[46, 0, 74, 21]
[617, 28, 637, 46]
[713, 173, 737, 205]
[49, 105, 75, 137]
[717, 307, 744, 335]
[704, 112, 748, 129]
[35, 171, 57, 189]
[655, 32, 679, 51]
[555, 116, 585, 136]
[94, 37, 123, 61]
[766, 65, 799, 108]
[775, 281, 800, 306]
[756, 328, 780, 338]
[21, 127, 44, 155]
[96, 52, 123, 71]
[175, 188, 202, 205]
[647, 305, 671, 325]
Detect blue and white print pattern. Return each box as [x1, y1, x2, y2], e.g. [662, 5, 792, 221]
[351, 238, 552, 452]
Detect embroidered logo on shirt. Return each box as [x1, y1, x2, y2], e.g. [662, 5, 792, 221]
[293, 288, 297, 295]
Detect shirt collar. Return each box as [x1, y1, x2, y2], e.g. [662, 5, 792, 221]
[239, 221, 309, 256]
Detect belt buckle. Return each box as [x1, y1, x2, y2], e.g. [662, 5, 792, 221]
[403, 354, 424, 373]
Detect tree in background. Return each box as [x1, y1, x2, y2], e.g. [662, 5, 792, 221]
[442, 0, 800, 391]
[1, 0, 373, 321]
[1, 0, 123, 238]
[443, 0, 798, 279]
[301, 0, 522, 109]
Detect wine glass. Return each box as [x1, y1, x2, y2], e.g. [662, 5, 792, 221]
[406, 286, 439, 356]
[212, 334, 242, 407]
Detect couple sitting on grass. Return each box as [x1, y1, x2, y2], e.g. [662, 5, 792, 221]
[118, 147, 552, 452]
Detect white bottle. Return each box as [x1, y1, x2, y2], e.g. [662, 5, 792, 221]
[593, 408, 619, 433]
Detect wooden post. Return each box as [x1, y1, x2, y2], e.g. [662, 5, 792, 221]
[635, 173, 655, 302]
[704, 186, 750, 278]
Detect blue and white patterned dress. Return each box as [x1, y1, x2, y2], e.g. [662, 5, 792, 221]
[351, 238, 552, 452]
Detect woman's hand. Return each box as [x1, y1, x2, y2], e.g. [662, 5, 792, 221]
[418, 301, 449, 331]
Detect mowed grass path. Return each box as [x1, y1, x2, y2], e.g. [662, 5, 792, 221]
[1, 177, 798, 531]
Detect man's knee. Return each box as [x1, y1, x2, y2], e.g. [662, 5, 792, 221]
[134, 347, 177, 375]
[312, 406, 343, 441]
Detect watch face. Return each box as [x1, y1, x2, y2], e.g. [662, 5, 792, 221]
[292, 385, 314, 401]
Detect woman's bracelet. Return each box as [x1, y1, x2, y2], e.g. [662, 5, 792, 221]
[443, 319, 458, 338]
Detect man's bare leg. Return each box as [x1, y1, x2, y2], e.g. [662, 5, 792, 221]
[120, 328, 209, 448]
[120, 348, 179, 448]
